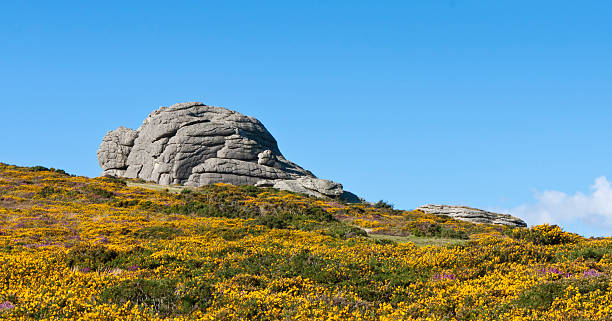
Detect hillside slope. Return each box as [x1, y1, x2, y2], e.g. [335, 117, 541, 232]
[0, 163, 611, 320]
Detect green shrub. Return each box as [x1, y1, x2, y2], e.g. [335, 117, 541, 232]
[66, 245, 118, 270]
[302, 206, 335, 221]
[323, 225, 367, 239]
[100, 176, 127, 186]
[440, 227, 469, 239]
[514, 276, 609, 310]
[30, 166, 51, 172]
[99, 278, 180, 316]
[256, 215, 288, 229]
[30, 166, 70, 176]
[374, 238, 396, 245]
[556, 246, 612, 263]
[510, 224, 582, 245]
[413, 222, 442, 237]
[38, 186, 58, 198]
[194, 225, 264, 241]
[374, 200, 394, 210]
[238, 184, 261, 197]
[66, 245, 153, 272]
[86, 186, 115, 199]
[114, 199, 140, 207]
[165, 200, 255, 219]
[411, 222, 469, 239]
[514, 280, 565, 310]
[176, 278, 214, 312]
[286, 249, 337, 283]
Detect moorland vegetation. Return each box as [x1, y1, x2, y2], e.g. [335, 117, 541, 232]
[0, 163, 610, 320]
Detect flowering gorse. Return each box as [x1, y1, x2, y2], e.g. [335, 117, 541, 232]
[0, 163, 610, 320]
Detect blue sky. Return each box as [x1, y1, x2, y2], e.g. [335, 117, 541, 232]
[1, 1, 612, 236]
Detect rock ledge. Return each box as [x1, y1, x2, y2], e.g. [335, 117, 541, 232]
[416, 204, 526, 227]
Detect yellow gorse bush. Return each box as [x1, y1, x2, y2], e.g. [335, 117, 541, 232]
[0, 163, 610, 320]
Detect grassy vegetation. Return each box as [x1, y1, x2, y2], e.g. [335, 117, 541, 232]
[0, 162, 610, 320]
[126, 181, 188, 193]
[368, 233, 468, 247]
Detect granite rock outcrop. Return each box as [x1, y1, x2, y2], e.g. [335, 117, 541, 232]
[416, 204, 527, 227]
[98, 102, 356, 201]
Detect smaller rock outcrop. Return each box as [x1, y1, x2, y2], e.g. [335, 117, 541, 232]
[256, 177, 343, 199]
[416, 204, 527, 227]
[97, 127, 138, 178]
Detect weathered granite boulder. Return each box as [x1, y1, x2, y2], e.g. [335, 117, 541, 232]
[256, 177, 343, 199]
[98, 102, 358, 201]
[416, 204, 527, 227]
[97, 127, 138, 177]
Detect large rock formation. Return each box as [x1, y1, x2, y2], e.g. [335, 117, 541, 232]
[98, 102, 358, 200]
[416, 204, 527, 227]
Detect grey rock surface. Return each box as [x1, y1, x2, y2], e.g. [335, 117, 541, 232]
[416, 204, 527, 227]
[255, 177, 343, 199]
[97, 127, 138, 177]
[98, 102, 358, 201]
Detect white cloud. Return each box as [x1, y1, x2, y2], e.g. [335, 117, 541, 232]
[509, 177, 612, 233]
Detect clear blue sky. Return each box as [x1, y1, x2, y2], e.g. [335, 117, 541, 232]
[2, 1, 612, 236]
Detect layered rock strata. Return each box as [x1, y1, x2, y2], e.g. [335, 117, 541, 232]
[98, 102, 356, 200]
[416, 204, 527, 227]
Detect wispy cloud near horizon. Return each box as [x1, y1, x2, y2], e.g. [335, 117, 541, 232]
[508, 177, 612, 236]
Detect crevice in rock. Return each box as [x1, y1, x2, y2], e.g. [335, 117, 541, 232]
[180, 119, 211, 128]
[152, 130, 179, 143]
